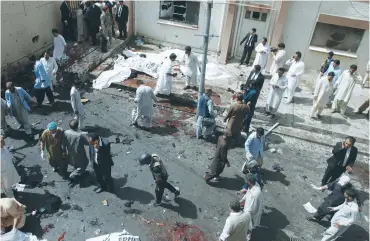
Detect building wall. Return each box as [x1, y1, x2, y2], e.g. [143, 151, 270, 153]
[134, 1, 225, 52]
[282, 1, 369, 74]
[1, 1, 62, 68]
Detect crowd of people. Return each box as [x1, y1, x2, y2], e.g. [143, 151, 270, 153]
[0, 17, 368, 241]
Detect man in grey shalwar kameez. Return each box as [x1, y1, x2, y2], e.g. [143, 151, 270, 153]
[64, 119, 90, 183]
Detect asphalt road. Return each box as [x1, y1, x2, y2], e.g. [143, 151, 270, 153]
[4, 84, 369, 241]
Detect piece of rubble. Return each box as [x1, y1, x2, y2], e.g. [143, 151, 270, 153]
[94, 229, 101, 235]
[102, 200, 108, 206]
[270, 148, 277, 153]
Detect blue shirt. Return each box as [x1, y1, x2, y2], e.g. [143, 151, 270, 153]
[324, 62, 342, 85]
[243, 88, 258, 112]
[245, 131, 265, 160]
[34, 61, 50, 89]
[5, 87, 33, 116]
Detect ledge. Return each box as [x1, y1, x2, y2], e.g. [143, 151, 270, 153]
[309, 46, 358, 59]
[156, 19, 198, 30]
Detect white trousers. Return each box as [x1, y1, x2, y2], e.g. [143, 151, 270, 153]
[321, 225, 348, 241]
[131, 108, 152, 128]
[74, 114, 84, 129]
[310, 103, 324, 117]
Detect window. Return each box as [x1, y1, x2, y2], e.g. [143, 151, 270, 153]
[159, 1, 200, 26]
[245, 10, 267, 22]
[310, 23, 365, 53]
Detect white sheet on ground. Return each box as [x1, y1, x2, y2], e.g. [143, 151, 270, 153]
[93, 49, 234, 90]
[86, 229, 140, 241]
[303, 202, 317, 214]
[1, 229, 45, 241]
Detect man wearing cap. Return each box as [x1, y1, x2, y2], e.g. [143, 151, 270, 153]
[181, 46, 200, 91]
[40, 122, 68, 178]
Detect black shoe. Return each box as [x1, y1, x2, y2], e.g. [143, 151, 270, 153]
[306, 217, 319, 223]
[95, 187, 104, 193]
[174, 187, 180, 198]
[183, 86, 191, 90]
[192, 86, 198, 91]
[131, 122, 138, 127]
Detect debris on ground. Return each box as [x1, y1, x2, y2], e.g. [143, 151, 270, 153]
[102, 200, 108, 206]
[42, 223, 55, 233]
[94, 229, 101, 235]
[172, 143, 176, 147]
[272, 163, 284, 172]
[124, 200, 134, 207]
[57, 231, 66, 241]
[71, 204, 83, 211]
[121, 136, 134, 145]
[270, 148, 277, 153]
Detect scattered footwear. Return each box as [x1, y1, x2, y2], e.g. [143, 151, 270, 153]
[174, 187, 181, 198]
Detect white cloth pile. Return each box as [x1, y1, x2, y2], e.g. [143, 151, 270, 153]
[92, 49, 233, 90]
[1, 229, 45, 241]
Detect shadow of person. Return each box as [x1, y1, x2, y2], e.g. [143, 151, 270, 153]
[266, 133, 285, 145]
[115, 186, 154, 205]
[139, 125, 180, 137]
[160, 197, 198, 219]
[16, 190, 62, 215]
[337, 224, 369, 241]
[262, 169, 290, 186]
[320, 115, 350, 126]
[16, 164, 43, 188]
[293, 96, 312, 106]
[32, 101, 73, 116]
[357, 190, 369, 205]
[251, 206, 291, 241]
[207, 174, 245, 191]
[81, 125, 121, 138]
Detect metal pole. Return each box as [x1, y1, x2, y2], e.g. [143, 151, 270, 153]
[198, 0, 213, 100]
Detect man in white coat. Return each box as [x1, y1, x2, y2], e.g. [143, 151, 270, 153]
[70, 80, 85, 130]
[332, 64, 360, 115]
[132, 79, 159, 128]
[265, 67, 287, 118]
[252, 38, 270, 71]
[154, 53, 177, 96]
[40, 52, 58, 91]
[321, 188, 359, 241]
[52, 29, 67, 62]
[219, 200, 251, 241]
[310, 72, 335, 119]
[284, 51, 305, 104]
[1, 136, 20, 198]
[240, 173, 262, 241]
[269, 43, 286, 75]
[181, 46, 200, 91]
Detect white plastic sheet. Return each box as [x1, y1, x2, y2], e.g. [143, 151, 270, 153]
[86, 229, 140, 241]
[303, 202, 317, 214]
[93, 49, 234, 90]
[1, 229, 44, 241]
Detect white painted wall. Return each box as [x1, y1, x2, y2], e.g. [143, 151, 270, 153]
[1, 1, 62, 68]
[134, 1, 225, 52]
[282, 1, 369, 74]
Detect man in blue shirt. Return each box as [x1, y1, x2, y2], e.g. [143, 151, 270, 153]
[242, 83, 258, 134]
[31, 55, 55, 106]
[243, 127, 265, 169]
[196, 89, 215, 139]
[320, 51, 334, 74]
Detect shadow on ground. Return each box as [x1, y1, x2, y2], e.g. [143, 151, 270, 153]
[251, 206, 290, 241]
[262, 169, 290, 186]
[115, 186, 154, 204]
[207, 174, 245, 191]
[161, 197, 198, 219]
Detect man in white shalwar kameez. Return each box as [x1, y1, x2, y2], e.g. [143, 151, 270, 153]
[240, 173, 262, 241]
[52, 29, 67, 62]
[265, 68, 287, 118]
[332, 65, 360, 115]
[132, 79, 159, 128]
[181, 46, 200, 91]
[1, 136, 20, 198]
[40, 52, 58, 91]
[284, 51, 305, 104]
[252, 38, 270, 71]
[311, 72, 335, 119]
[70, 80, 85, 130]
[321, 189, 358, 241]
[269, 43, 286, 74]
[154, 53, 177, 96]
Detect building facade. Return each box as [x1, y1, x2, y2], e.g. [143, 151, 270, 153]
[134, 0, 369, 73]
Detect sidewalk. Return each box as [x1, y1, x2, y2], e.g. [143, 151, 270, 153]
[89, 42, 369, 148]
